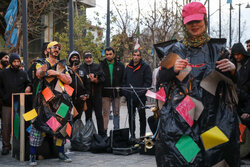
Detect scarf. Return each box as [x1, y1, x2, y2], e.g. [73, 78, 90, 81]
[182, 16, 210, 48]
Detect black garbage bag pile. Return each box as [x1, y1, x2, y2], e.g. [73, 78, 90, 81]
[71, 119, 96, 151]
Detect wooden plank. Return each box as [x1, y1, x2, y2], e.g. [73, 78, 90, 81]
[11, 93, 14, 157]
[20, 94, 25, 161]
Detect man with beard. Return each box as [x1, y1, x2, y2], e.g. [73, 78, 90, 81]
[246, 39, 250, 53]
[0, 52, 9, 70]
[122, 50, 152, 140]
[100, 47, 124, 135]
[0, 53, 31, 155]
[67, 51, 90, 121]
[0, 52, 9, 139]
[79, 51, 106, 137]
[29, 41, 73, 166]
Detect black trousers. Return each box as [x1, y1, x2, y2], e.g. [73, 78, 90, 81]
[126, 97, 146, 138]
[85, 95, 105, 136]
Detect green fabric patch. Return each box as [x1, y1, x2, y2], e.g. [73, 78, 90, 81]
[175, 135, 200, 162]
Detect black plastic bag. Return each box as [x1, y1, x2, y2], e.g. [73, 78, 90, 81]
[90, 134, 110, 153]
[70, 119, 96, 151]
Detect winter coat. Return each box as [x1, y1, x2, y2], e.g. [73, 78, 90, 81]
[155, 39, 240, 167]
[122, 60, 152, 101]
[79, 62, 105, 97]
[0, 67, 31, 106]
[100, 59, 125, 98]
[68, 64, 90, 113]
[231, 43, 250, 128]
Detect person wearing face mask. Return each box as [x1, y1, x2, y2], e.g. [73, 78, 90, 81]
[0, 53, 31, 155]
[67, 51, 90, 121]
[79, 51, 106, 137]
[155, 2, 239, 166]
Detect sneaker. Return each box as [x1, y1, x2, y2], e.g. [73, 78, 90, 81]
[29, 155, 37, 166]
[58, 152, 72, 163]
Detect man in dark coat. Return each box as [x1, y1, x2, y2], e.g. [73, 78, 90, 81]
[246, 39, 250, 53]
[79, 51, 106, 137]
[100, 47, 125, 134]
[67, 51, 90, 121]
[231, 43, 250, 123]
[0, 53, 31, 155]
[0, 52, 9, 70]
[231, 43, 250, 159]
[123, 49, 152, 139]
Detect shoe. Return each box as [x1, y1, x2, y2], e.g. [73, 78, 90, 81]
[29, 155, 37, 166]
[1, 148, 9, 155]
[58, 152, 72, 163]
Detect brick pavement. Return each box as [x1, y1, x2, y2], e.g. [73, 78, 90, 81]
[0, 103, 157, 167]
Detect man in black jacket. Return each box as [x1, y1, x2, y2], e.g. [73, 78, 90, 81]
[100, 47, 125, 134]
[79, 51, 106, 137]
[123, 50, 152, 139]
[0, 53, 31, 155]
[0, 52, 9, 70]
[231, 43, 250, 122]
[246, 39, 250, 53]
[231, 43, 250, 158]
[67, 51, 90, 121]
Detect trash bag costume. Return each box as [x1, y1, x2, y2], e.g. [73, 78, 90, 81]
[32, 59, 73, 142]
[155, 2, 240, 167]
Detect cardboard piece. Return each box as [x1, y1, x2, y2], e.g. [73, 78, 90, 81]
[59, 124, 67, 137]
[201, 126, 229, 150]
[56, 103, 69, 118]
[64, 84, 74, 97]
[160, 52, 180, 69]
[239, 123, 246, 143]
[26, 125, 31, 133]
[212, 160, 229, 167]
[14, 113, 20, 139]
[200, 70, 234, 96]
[156, 87, 166, 102]
[189, 96, 204, 121]
[45, 77, 55, 83]
[176, 96, 195, 127]
[175, 135, 200, 163]
[56, 63, 66, 73]
[54, 80, 64, 93]
[46, 116, 61, 132]
[56, 138, 63, 146]
[66, 122, 72, 137]
[145, 87, 166, 102]
[71, 106, 79, 118]
[42, 87, 55, 102]
[23, 109, 38, 121]
[176, 65, 192, 81]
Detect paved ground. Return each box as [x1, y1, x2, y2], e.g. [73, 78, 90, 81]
[1, 102, 250, 166]
[0, 103, 157, 167]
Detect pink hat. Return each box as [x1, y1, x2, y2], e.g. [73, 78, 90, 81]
[182, 2, 207, 24]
